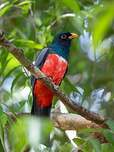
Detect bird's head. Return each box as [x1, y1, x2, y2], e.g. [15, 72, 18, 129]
[50, 32, 78, 60]
[53, 32, 78, 48]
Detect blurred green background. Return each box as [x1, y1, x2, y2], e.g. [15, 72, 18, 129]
[0, 0, 114, 151]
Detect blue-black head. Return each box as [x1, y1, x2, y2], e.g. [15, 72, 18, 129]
[50, 32, 78, 60]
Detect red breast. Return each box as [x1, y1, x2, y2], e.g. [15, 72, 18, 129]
[41, 54, 68, 85]
[34, 54, 68, 107]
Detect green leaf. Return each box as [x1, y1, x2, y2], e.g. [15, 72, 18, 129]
[101, 143, 114, 152]
[0, 125, 5, 152]
[59, 142, 72, 152]
[0, 140, 4, 152]
[62, 0, 80, 13]
[92, 4, 114, 48]
[17, 0, 32, 6]
[0, 112, 9, 152]
[39, 118, 53, 145]
[0, 107, 5, 151]
[15, 39, 43, 49]
[9, 117, 28, 152]
[89, 138, 101, 152]
[106, 120, 114, 132]
[11, 74, 21, 93]
[16, 0, 32, 14]
[73, 137, 85, 146]
[0, 113, 8, 128]
[6, 54, 20, 72]
[103, 130, 114, 145]
[61, 77, 80, 94]
[0, 2, 12, 17]
[82, 141, 92, 152]
[0, 106, 3, 116]
[75, 137, 101, 152]
[9, 117, 53, 151]
[9, 101, 26, 113]
[0, 51, 12, 75]
[1, 66, 20, 86]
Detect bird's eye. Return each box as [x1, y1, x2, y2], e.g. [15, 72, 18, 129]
[60, 34, 67, 39]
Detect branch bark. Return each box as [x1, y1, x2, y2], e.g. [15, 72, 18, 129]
[51, 112, 100, 130]
[0, 31, 108, 127]
[5, 112, 100, 130]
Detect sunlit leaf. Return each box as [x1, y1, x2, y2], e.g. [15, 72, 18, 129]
[92, 4, 114, 48]
[17, 0, 32, 6]
[39, 118, 53, 145]
[15, 39, 43, 49]
[16, 0, 32, 14]
[0, 2, 12, 17]
[9, 117, 29, 152]
[73, 137, 85, 146]
[9, 117, 53, 151]
[5, 54, 20, 73]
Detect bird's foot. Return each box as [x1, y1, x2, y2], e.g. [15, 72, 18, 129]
[48, 76, 53, 82]
[37, 75, 46, 80]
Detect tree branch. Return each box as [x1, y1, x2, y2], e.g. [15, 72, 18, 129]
[0, 31, 108, 127]
[5, 112, 100, 130]
[51, 112, 100, 130]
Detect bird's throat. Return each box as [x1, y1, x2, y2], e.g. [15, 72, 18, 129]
[49, 43, 70, 60]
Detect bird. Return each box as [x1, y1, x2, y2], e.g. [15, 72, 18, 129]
[31, 32, 78, 116]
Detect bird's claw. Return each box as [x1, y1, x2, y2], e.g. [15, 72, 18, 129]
[48, 76, 53, 82]
[54, 85, 59, 90]
[37, 76, 46, 80]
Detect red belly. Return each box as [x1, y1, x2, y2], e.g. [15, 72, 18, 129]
[34, 54, 68, 107]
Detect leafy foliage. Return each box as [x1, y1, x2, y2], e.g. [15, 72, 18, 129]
[0, 0, 114, 151]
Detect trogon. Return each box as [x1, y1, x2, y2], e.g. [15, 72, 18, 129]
[31, 32, 78, 116]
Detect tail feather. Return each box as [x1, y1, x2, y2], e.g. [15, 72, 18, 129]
[31, 97, 51, 117]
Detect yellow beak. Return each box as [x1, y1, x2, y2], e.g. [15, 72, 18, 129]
[68, 33, 79, 39]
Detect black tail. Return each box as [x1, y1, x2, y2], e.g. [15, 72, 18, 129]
[31, 97, 51, 117]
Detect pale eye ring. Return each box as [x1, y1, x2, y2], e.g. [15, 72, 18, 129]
[61, 34, 67, 39]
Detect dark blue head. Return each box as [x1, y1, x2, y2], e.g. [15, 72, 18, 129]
[49, 32, 78, 60]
